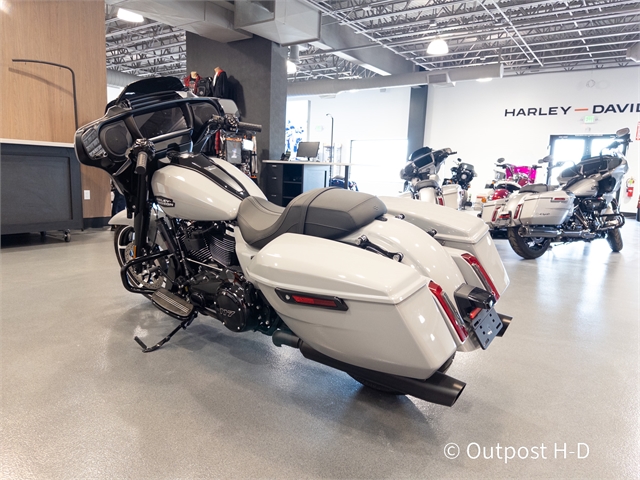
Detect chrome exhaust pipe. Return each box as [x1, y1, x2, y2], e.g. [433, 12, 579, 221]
[562, 230, 596, 239]
[521, 226, 561, 238]
[272, 331, 466, 407]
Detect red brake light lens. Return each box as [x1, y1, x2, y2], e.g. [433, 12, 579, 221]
[491, 208, 499, 222]
[292, 295, 337, 308]
[461, 253, 500, 300]
[437, 196, 444, 206]
[428, 281, 468, 342]
[514, 203, 523, 219]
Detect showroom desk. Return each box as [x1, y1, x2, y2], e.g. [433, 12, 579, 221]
[1, 139, 83, 237]
[262, 161, 353, 206]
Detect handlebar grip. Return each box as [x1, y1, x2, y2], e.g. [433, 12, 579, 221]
[236, 121, 262, 132]
[135, 151, 148, 175]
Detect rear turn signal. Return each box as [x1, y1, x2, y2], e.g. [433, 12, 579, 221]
[428, 281, 468, 342]
[461, 253, 500, 300]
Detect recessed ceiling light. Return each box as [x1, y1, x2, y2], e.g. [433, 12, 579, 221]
[476, 78, 492, 82]
[117, 8, 144, 23]
[287, 60, 297, 74]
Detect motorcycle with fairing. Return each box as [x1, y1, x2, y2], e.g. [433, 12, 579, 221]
[493, 128, 630, 259]
[401, 146, 476, 209]
[75, 78, 512, 407]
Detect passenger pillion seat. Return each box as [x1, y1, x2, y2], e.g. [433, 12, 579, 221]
[237, 188, 387, 249]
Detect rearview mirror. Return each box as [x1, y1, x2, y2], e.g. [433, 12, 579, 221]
[497, 158, 505, 163]
[616, 127, 630, 137]
[538, 155, 552, 164]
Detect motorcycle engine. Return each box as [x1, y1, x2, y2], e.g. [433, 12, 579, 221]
[581, 198, 605, 212]
[215, 282, 257, 332]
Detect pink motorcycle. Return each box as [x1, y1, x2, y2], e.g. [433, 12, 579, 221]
[480, 159, 542, 231]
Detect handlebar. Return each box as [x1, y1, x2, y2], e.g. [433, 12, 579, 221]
[211, 114, 262, 133]
[135, 150, 148, 175]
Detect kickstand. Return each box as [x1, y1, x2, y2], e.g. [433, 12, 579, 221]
[134, 315, 196, 353]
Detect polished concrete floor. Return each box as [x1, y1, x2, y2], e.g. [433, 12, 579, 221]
[1, 223, 638, 479]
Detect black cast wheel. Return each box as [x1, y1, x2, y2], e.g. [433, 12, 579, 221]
[507, 227, 551, 259]
[606, 228, 623, 252]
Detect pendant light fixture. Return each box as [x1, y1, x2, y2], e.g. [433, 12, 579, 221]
[427, 37, 449, 55]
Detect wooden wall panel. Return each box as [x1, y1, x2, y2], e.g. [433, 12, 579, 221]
[0, 0, 111, 219]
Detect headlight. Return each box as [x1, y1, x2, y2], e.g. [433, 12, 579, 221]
[81, 126, 107, 160]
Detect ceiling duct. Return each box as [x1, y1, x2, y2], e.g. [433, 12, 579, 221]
[288, 64, 503, 97]
[427, 72, 451, 85]
[106, 0, 251, 43]
[234, 0, 320, 46]
[626, 43, 640, 62]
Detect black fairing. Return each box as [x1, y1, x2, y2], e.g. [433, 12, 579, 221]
[402, 147, 450, 180]
[174, 153, 250, 200]
[74, 78, 225, 209]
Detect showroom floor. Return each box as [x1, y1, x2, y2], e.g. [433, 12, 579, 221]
[1, 222, 638, 479]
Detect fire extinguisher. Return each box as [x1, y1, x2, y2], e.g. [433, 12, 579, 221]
[626, 177, 635, 197]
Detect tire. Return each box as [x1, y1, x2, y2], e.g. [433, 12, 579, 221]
[606, 228, 623, 252]
[507, 227, 551, 259]
[113, 225, 168, 290]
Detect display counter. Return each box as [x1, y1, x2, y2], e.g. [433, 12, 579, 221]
[1, 139, 83, 238]
[262, 161, 353, 206]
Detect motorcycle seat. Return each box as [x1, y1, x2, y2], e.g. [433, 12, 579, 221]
[415, 179, 440, 190]
[519, 183, 552, 193]
[237, 187, 387, 249]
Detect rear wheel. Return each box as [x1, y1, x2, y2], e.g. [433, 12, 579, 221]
[606, 228, 623, 252]
[507, 227, 551, 259]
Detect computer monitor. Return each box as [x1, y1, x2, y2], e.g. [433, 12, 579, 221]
[296, 141, 320, 160]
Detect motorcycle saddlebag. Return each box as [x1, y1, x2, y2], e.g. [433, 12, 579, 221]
[518, 191, 573, 226]
[380, 196, 509, 296]
[480, 199, 506, 225]
[441, 184, 462, 208]
[245, 232, 457, 380]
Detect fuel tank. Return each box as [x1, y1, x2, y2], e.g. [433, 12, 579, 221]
[565, 178, 598, 197]
[151, 154, 265, 221]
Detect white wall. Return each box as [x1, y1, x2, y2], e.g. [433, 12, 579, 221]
[425, 66, 640, 213]
[287, 87, 412, 194]
[107, 86, 123, 103]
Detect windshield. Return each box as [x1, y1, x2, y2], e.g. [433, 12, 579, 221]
[134, 106, 187, 138]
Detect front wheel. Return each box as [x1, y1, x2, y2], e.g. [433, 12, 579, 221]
[507, 227, 551, 259]
[113, 225, 168, 290]
[606, 228, 623, 252]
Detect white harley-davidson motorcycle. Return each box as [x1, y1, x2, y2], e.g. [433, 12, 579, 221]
[493, 128, 630, 259]
[400, 146, 475, 209]
[75, 78, 512, 407]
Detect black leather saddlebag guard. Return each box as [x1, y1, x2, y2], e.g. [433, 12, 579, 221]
[238, 188, 387, 249]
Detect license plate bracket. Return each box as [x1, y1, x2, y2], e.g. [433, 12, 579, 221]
[469, 308, 503, 350]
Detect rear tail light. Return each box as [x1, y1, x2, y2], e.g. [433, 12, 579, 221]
[276, 289, 348, 311]
[514, 203, 523, 219]
[491, 208, 499, 222]
[461, 253, 500, 300]
[498, 211, 511, 220]
[428, 281, 468, 342]
[437, 196, 444, 206]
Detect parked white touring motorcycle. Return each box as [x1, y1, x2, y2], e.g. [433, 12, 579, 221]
[75, 78, 512, 407]
[401, 146, 470, 209]
[494, 128, 630, 259]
